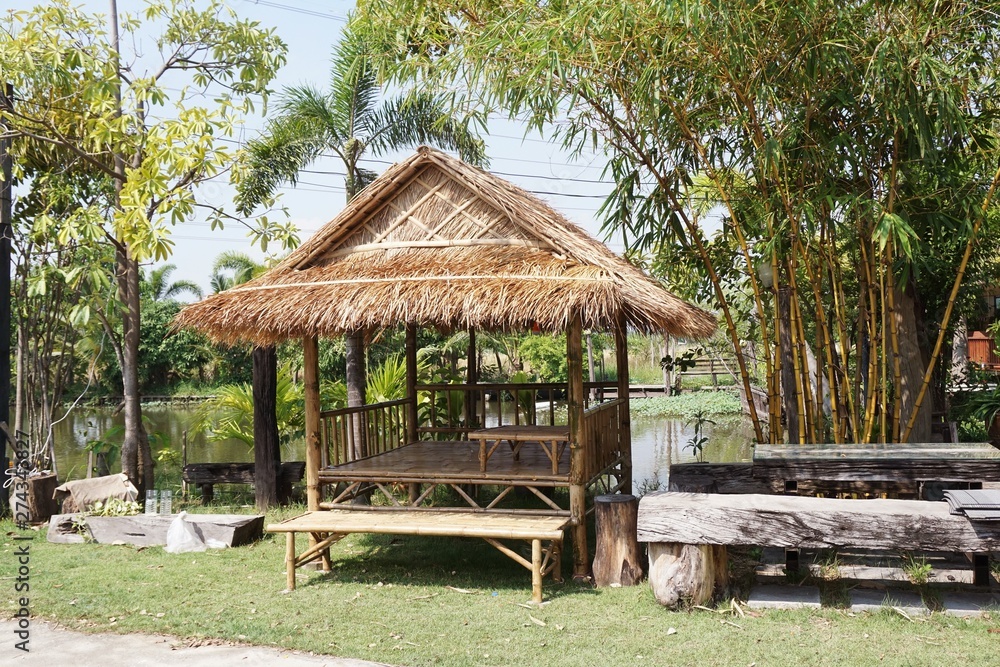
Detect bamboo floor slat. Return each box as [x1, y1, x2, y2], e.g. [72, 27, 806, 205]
[267, 509, 569, 540]
[318, 440, 570, 485]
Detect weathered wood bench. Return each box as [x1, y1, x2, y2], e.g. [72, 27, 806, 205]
[637, 492, 1000, 608]
[267, 509, 567, 603]
[182, 461, 305, 503]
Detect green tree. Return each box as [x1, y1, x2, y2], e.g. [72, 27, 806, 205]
[234, 23, 487, 455]
[355, 0, 1000, 444]
[0, 0, 290, 493]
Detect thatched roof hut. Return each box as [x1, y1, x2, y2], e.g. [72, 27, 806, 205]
[176, 146, 714, 344]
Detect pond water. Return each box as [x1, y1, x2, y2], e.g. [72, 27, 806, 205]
[44, 400, 754, 492]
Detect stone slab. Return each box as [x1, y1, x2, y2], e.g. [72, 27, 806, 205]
[50, 513, 265, 548]
[747, 584, 821, 610]
[849, 588, 928, 616]
[940, 591, 1000, 617]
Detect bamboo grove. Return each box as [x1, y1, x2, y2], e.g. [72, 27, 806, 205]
[354, 0, 1000, 444]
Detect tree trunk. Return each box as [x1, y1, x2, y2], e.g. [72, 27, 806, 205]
[778, 287, 799, 442]
[592, 495, 643, 587]
[894, 285, 933, 442]
[950, 317, 969, 385]
[252, 345, 280, 511]
[117, 248, 153, 496]
[648, 542, 729, 609]
[345, 331, 366, 460]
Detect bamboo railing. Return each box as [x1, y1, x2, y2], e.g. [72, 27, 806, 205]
[414, 381, 617, 439]
[583, 398, 625, 480]
[320, 382, 622, 469]
[321, 398, 410, 466]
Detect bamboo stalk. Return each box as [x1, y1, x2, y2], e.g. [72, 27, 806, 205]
[902, 161, 1000, 442]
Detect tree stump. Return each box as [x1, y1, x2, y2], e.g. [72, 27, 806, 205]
[27, 473, 59, 523]
[592, 494, 643, 587]
[647, 542, 728, 608]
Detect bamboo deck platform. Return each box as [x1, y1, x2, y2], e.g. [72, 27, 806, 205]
[318, 440, 570, 486]
[267, 509, 568, 602]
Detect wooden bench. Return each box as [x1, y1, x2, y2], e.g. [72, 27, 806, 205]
[182, 462, 305, 503]
[267, 510, 568, 603]
[637, 492, 1000, 608]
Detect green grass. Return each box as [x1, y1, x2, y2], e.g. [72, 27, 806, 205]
[3, 511, 999, 667]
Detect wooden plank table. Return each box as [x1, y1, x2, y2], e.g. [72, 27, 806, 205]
[752, 441, 1000, 497]
[469, 425, 570, 474]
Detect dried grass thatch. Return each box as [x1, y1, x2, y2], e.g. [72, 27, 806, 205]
[176, 147, 715, 345]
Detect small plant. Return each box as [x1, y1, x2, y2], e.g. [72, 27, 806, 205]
[901, 553, 933, 585]
[684, 409, 716, 462]
[815, 551, 841, 580]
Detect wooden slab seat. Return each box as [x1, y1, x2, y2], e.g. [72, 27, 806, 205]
[183, 462, 305, 504]
[267, 510, 569, 603]
[637, 492, 1000, 608]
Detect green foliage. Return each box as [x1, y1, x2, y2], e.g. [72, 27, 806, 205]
[88, 498, 142, 517]
[196, 363, 311, 449]
[519, 334, 567, 382]
[901, 553, 933, 586]
[630, 392, 742, 419]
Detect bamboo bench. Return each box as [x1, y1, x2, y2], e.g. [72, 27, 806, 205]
[267, 509, 568, 603]
[637, 492, 1000, 608]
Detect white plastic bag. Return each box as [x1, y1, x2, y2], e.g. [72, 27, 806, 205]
[164, 511, 207, 553]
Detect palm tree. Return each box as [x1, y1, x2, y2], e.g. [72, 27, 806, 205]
[144, 264, 203, 302]
[235, 26, 487, 450]
[209, 251, 261, 294]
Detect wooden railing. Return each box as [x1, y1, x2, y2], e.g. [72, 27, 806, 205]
[321, 398, 410, 466]
[583, 398, 625, 480]
[415, 381, 618, 439]
[320, 382, 624, 466]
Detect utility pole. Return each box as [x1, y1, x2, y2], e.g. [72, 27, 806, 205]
[0, 83, 13, 516]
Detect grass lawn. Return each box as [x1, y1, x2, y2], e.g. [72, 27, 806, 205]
[2, 506, 999, 666]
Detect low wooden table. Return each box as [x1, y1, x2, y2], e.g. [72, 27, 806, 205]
[469, 425, 570, 474]
[267, 510, 567, 603]
[752, 441, 1000, 497]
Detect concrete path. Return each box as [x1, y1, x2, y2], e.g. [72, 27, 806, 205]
[1, 619, 391, 667]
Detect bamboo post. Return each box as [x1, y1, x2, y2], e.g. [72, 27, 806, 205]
[567, 313, 589, 580]
[405, 325, 420, 503]
[303, 336, 322, 511]
[405, 324, 419, 443]
[465, 328, 477, 430]
[615, 315, 632, 494]
[286, 532, 296, 591]
[181, 429, 188, 499]
[531, 538, 543, 604]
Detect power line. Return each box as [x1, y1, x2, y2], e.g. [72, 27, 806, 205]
[244, 0, 349, 22]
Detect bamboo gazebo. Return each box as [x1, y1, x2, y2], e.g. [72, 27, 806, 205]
[177, 147, 714, 597]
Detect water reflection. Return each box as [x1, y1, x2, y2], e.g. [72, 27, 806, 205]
[49, 403, 754, 487]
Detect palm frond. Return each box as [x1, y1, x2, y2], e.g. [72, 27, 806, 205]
[211, 251, 263, 291]
[234, 97, 341, 215]
[328, 30, 379, 136]
[364, 92, 488, 167]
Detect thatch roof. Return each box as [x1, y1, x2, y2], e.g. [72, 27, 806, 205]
[176, 147, 715, 345]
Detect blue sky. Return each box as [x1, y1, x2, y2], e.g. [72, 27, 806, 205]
[7, 0, 623, 294]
